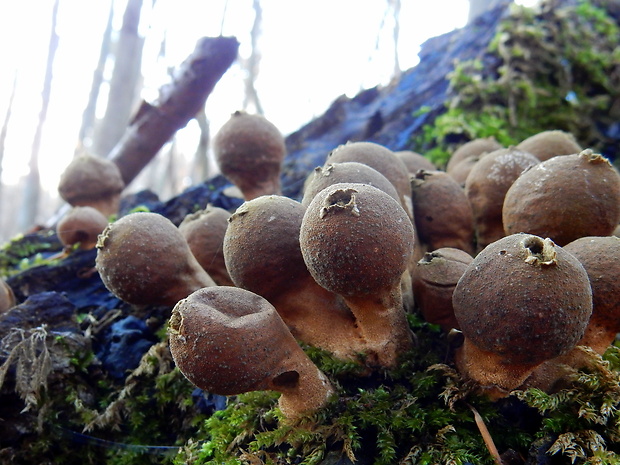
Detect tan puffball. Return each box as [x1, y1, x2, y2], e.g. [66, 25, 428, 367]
[453, 233, 592, 398]
[503, 150, 620, 246]
[465, 147, 539, 250]
[178, 205, 233, 286]
[58, 153, 125, 218]
[446, 137, 502, 173]
[57, 206, 110, 251]
[0, 280, 16, 314]
[213, 111, 286, 201]
[516, 129, 582, 162]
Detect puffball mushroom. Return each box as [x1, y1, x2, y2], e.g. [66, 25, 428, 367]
[325, 141, 413, 219]
[301, 161, 400, 207]
[464, 147, 539, 250]
[213, 111, 286, 200]
[503, 149, 620, 246]
[58, 153, 125, 218]
[410, 170, 476, 256]
[526, 235, 620, 390]
[394, 150, 436, 174]
[411, 247, 473, 332]
[178, 205, 233, 286]
[446, 137, 502, 173]
[168, 286, 334, 420]
[562, 236, 620, 355]
[223, 195, 365, 360]
[453, 233, 592, 399]
[0, 279, 16, 314]
[57, 206, 110, 251]
[95, 212, 216, 307]
[516, 129, 582, 162]
[299, 183, 415, 369]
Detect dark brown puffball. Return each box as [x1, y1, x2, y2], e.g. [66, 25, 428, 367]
[412, 247, 473, 331]
[213, 111, 286, 200]
[453, 233, 592, 366]
[503, 150, 620, 246]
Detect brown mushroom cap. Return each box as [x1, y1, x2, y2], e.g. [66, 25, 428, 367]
[503, 150, 620, 246]
[516, 129, 582, 162]
[563, 235, 620, 353]
[57, 206, 110, 250]
[411, 247, 473, 331]
[465, 147, 539, 250]
[95, 212, 215, 306]
[168, 286, 334, 419]
[448, 155, 481, 187]
[300, 183, 414, 297]
[411, 170, 475, 256]
[302, 162, 400, 207]
[446, 137, 502, 173]
[178, 205, 233, 286]
[58, 153, 125, 217]
[224, 195, 310, 300]
[394, 150, 436, 174]
[325, 141, 413, 218]
[213, 111, 286, 200]
[454, 233, 592, 366]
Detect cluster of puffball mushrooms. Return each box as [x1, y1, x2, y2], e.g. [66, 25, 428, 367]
[43, 110, 620, 420]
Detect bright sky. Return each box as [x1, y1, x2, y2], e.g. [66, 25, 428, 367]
[0, 0, 538, 194]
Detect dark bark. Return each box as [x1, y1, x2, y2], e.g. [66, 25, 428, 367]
[108, 36, 239, 187]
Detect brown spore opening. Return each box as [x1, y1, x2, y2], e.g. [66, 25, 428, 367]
[320, 188, 360, 218]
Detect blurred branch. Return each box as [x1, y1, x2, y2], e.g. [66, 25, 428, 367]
[108, 36, 239, 186]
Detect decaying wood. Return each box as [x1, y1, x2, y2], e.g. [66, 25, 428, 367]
[109, 36, 239, 186]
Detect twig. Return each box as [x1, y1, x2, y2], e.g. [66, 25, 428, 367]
[468, 403, 503, 465]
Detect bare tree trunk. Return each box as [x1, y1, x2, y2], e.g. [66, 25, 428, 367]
[391, 0, 401, 79]
[0, 72, 17, 229]
[18, 0, 59, 233]
[76, 0, 114, 155]
[108, 36, 239, 187]
[242, 0, 264, 114]
[191, 109, 210, 183]
[92, 0, 145, 157]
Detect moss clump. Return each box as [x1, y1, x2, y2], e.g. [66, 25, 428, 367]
[414, 0, 620, 167]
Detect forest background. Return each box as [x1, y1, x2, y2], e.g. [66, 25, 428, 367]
[0, 0, 535, 243]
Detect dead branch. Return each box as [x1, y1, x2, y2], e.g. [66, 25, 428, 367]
[108, 35, 239, 186]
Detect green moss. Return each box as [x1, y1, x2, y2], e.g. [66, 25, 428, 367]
[413, 0, 620, 167]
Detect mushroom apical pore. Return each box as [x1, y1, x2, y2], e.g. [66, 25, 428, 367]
[299, 183, 415, 368]
[178, 205, 233, 286]
[168, 286, 334, 419]
[95, 212, 216, 307]
[503, 150, 620, 246]
[213, 111, 286, 200]
[223, 195, 365, 360]
[452, 233, 593, 398]
[58, 153, 125, 218]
